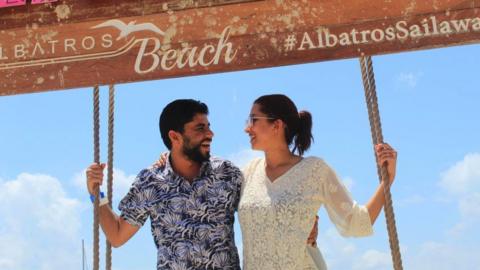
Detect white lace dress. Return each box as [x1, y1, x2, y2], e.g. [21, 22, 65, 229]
[238, 157, 373, 270]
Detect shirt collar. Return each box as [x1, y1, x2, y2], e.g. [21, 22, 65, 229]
[164, 152, 213, 179]
[199, 159, 213, 177]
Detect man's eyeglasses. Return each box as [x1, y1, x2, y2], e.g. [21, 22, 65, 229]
[245, 116, 276, 127]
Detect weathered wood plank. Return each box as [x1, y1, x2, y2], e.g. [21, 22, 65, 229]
[1, 0, 479, 96]
[0, 0, 262, 30]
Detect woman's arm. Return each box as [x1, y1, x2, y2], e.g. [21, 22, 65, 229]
[365, 143, 397, 225]
[320, 143, 397, 237]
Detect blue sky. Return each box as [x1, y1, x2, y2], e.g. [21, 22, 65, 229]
[1, 44, 479, 270]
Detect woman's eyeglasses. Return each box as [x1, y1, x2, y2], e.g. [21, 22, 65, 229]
[245, 116, 276, 127]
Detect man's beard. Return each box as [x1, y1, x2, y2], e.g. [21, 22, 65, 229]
[182, 136, 211, 163]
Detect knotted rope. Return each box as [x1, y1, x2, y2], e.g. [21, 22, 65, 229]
[105, 85, 115, 270]
[359, 56, 403, 270]
[92, 85, 115, 270]
[92, 85, 100, 270]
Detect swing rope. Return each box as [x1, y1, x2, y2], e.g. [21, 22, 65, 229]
[92, 85, 100, 270]
[105, 85, 115, 270]
[92, 85, 115, 270]
[359, 56, 403, 270]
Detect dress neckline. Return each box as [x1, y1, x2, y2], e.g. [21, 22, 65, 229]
[263, 157, 307, 184]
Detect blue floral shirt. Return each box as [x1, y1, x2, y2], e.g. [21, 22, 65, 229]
[118, 155, 243, 270]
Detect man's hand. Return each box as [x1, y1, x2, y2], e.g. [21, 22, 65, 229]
[85, 162, 140, 248]
[86, 163, 106, 195]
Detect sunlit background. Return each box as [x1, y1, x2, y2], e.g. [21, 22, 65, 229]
[1, 44, 479, 270]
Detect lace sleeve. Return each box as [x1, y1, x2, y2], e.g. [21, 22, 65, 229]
[316, 160, 374, 237]
[241, 158, 261, 179]
[240, 158, 262, 192]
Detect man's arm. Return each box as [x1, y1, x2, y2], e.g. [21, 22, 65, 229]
[87, 163, 140, 247]
[98, 205, 140, 247]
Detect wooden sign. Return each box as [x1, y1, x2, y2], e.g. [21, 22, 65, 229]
[1, 0, 479, 96]
[0, 0, 57, 8]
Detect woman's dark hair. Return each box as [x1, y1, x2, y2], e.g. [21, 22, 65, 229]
[159, 99, 209, 149]
[254, 94, 313, 156]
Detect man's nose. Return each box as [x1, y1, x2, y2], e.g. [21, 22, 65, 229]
[206, 128, 214, 138]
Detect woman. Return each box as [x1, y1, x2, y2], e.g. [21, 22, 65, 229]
[238, 94, 397, 270]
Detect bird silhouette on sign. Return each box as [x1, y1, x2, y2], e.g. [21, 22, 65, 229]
[91, 19, 165, 40]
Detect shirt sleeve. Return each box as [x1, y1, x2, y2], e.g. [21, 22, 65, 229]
[315, 159, 374, 237]
[118, 168, 153, 228]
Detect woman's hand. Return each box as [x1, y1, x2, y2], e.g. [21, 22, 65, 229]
[374, 143, 397, 185]
[152, 152, 168, 168]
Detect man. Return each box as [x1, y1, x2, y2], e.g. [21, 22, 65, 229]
[86, 99, 317, 269]
[87, 99, 242, 269]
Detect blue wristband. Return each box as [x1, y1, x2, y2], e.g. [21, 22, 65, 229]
[90, 191, 105, 203]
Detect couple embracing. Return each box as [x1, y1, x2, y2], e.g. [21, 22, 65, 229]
[86, 94, 397, 270]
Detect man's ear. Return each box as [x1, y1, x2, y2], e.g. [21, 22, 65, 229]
[168, 130, 182, 147]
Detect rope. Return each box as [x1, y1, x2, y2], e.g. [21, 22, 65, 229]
[105, 85, 115, 270]
[92, 85, 100, 270]
[359, 56, 404, 270]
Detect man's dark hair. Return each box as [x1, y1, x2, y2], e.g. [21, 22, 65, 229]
[159, 99, 209, 149]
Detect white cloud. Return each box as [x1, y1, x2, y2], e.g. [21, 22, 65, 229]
[227, 149, 263, 169]
[317, 222, 479, 270]
[0, 173, 82, 270]
[0, 234, 28, 270]
[397, 194, 426, 207]
[437, 153, 480, 235]
[439, 153, 480, 195]
[458, 192, 480, 218]
[72, 167, 137, 201]
[317, 227, 357, 269]
[317, 226, 404, 270]
[397, 72, 422, 88]
[446, 221, 468, 237]
[353, 249, 392, 270]
[405, 241, 480, 270]
[319, 226, 480, 270]
[446, 192, 480, 237]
